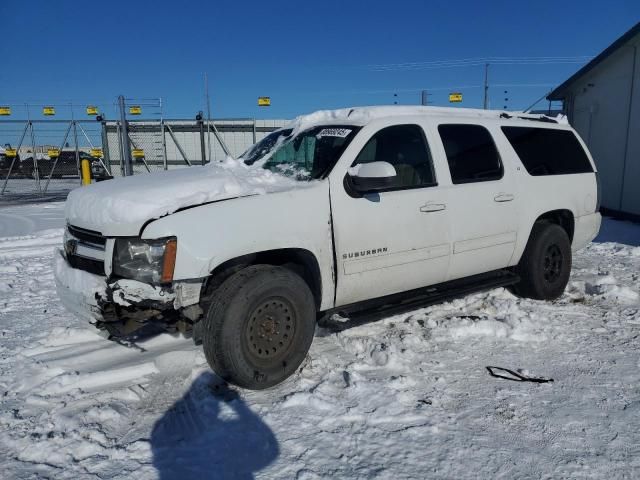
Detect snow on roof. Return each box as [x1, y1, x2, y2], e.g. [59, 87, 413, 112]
[286, 105, 567, 134]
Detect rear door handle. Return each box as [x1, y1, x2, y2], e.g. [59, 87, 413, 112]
[494, 193, 514, 202]
[420, 202, 446, 213]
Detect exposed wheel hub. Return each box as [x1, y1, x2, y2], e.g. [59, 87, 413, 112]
[543, 244, 563, 283]
[246, 297, 295, 359]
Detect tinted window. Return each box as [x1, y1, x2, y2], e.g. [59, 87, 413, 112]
[352, 124, 436, 189]
[438, 124, 503, 184]
[501, 127, 593, 176]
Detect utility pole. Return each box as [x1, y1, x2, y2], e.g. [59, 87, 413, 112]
[118, 95, 132, 176]
[483, 63, 490, 110]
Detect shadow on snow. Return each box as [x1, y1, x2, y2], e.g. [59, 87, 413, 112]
[151, 372, 279, 480]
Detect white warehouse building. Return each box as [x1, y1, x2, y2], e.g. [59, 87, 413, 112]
[548, 21, 640, 218]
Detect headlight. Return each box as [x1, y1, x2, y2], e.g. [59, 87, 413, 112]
[113, 237, 177, 284]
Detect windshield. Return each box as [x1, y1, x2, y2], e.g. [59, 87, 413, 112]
[241, 128, 292, 165]
[244, 125, 360, 180]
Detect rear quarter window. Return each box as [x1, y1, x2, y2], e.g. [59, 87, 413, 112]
[501, 127, 593, 176]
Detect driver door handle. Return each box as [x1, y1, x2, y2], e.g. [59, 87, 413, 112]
[420, 202, 446, 213]
[494, 193, 515, 202]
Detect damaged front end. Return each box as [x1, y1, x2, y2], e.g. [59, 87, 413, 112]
[54, 248, 205, 340]
[98, 278, 204, 338]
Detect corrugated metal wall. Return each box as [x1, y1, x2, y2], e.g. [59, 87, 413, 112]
[568, 35, 639, 215]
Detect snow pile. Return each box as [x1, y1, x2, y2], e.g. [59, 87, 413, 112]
[65, 157, 302, 231]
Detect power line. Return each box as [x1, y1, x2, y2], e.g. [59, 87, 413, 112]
[367, 55, 593, 71]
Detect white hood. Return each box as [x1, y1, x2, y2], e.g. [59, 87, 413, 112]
[65, 158, 301, 236]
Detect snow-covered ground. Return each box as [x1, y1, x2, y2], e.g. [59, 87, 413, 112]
[0, 202, 639, 479]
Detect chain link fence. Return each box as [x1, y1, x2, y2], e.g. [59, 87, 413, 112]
[105, 118, 288, 176]
[0, 118, 287, 204]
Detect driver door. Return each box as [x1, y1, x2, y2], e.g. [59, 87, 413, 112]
[330, 123, 451, 307]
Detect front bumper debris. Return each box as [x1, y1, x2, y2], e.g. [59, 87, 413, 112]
[54, 249, 203, 338]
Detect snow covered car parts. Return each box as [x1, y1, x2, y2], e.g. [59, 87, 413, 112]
[55, 106, 602, 389]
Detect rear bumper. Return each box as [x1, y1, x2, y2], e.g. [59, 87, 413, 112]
[572, 212, 602, 251]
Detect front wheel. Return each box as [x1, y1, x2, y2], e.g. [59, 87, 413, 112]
[513, 222, 572, 300]
[202, 265, 316, 390]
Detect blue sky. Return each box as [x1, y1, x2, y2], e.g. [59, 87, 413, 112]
[1, 0, 638, 120]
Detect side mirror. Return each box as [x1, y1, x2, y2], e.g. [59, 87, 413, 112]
[349, 161, 396, 192]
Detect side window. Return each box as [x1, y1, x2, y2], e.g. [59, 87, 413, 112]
[438, 124, 503, 184]
[352, 124, 436, 190]
[501, 127, 594, 176]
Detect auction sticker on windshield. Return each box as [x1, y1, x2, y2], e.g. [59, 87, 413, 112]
[316, 128, 352, 138]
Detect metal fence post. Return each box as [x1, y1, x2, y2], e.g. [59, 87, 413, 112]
[252, 118, 257, 144]
[166, 125, 192, 166]
[43, 120, 73, 194]
[100, 121, 111, 174]
[160, 120, 168, 170]
[118, 95, 132, 176]
[208, 121, 231, 160]
[30, 121, 41, 194]
[1, 121, 30, 195]
[115, 122, 125, 176]
[72, 120, 81, 184]
[198, 113, 206, 165]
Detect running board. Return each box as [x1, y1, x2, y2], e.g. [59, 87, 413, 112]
[319, 269, 519, 333]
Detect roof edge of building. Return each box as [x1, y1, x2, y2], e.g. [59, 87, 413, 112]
[547, 21, 640, 101]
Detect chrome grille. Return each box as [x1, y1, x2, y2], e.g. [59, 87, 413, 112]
[65, 225, 106, 276]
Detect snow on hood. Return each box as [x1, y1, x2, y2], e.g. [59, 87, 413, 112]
[65, 157, 302, 235]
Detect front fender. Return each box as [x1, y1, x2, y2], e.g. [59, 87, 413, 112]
[141, 181, 336, 310]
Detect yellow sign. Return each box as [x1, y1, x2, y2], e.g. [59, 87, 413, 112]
[257, 97, 271, 107]
[43, 106, 56, 115]
[47, 148, 60, 157]
[132, 148, 145, 158]
[0, 106, 11, 115]
[86, 105, 98, 115]
[90, 147, 103, 157]
[5, 148, 17, 157]
[449, 93, 463, 103]
[129, 106, 142, 115]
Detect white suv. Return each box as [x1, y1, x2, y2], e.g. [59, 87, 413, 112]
[55, 106, 601, 389]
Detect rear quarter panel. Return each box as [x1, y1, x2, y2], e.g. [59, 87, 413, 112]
[492, 123, 599, 263]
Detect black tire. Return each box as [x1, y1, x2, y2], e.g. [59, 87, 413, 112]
[202, 265, 316, 390]
[513, 222, 572, 300]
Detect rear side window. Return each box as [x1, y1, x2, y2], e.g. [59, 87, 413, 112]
[438, 124, 503, 184]
[501, 127, 593, 176]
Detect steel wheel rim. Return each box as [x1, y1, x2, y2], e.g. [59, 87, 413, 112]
[245, 297, 296, 361]
[543, 244, 563, 283]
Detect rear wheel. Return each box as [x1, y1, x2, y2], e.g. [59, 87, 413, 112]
[202, 265, 316, 389]
[513, 222, 572, 300]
